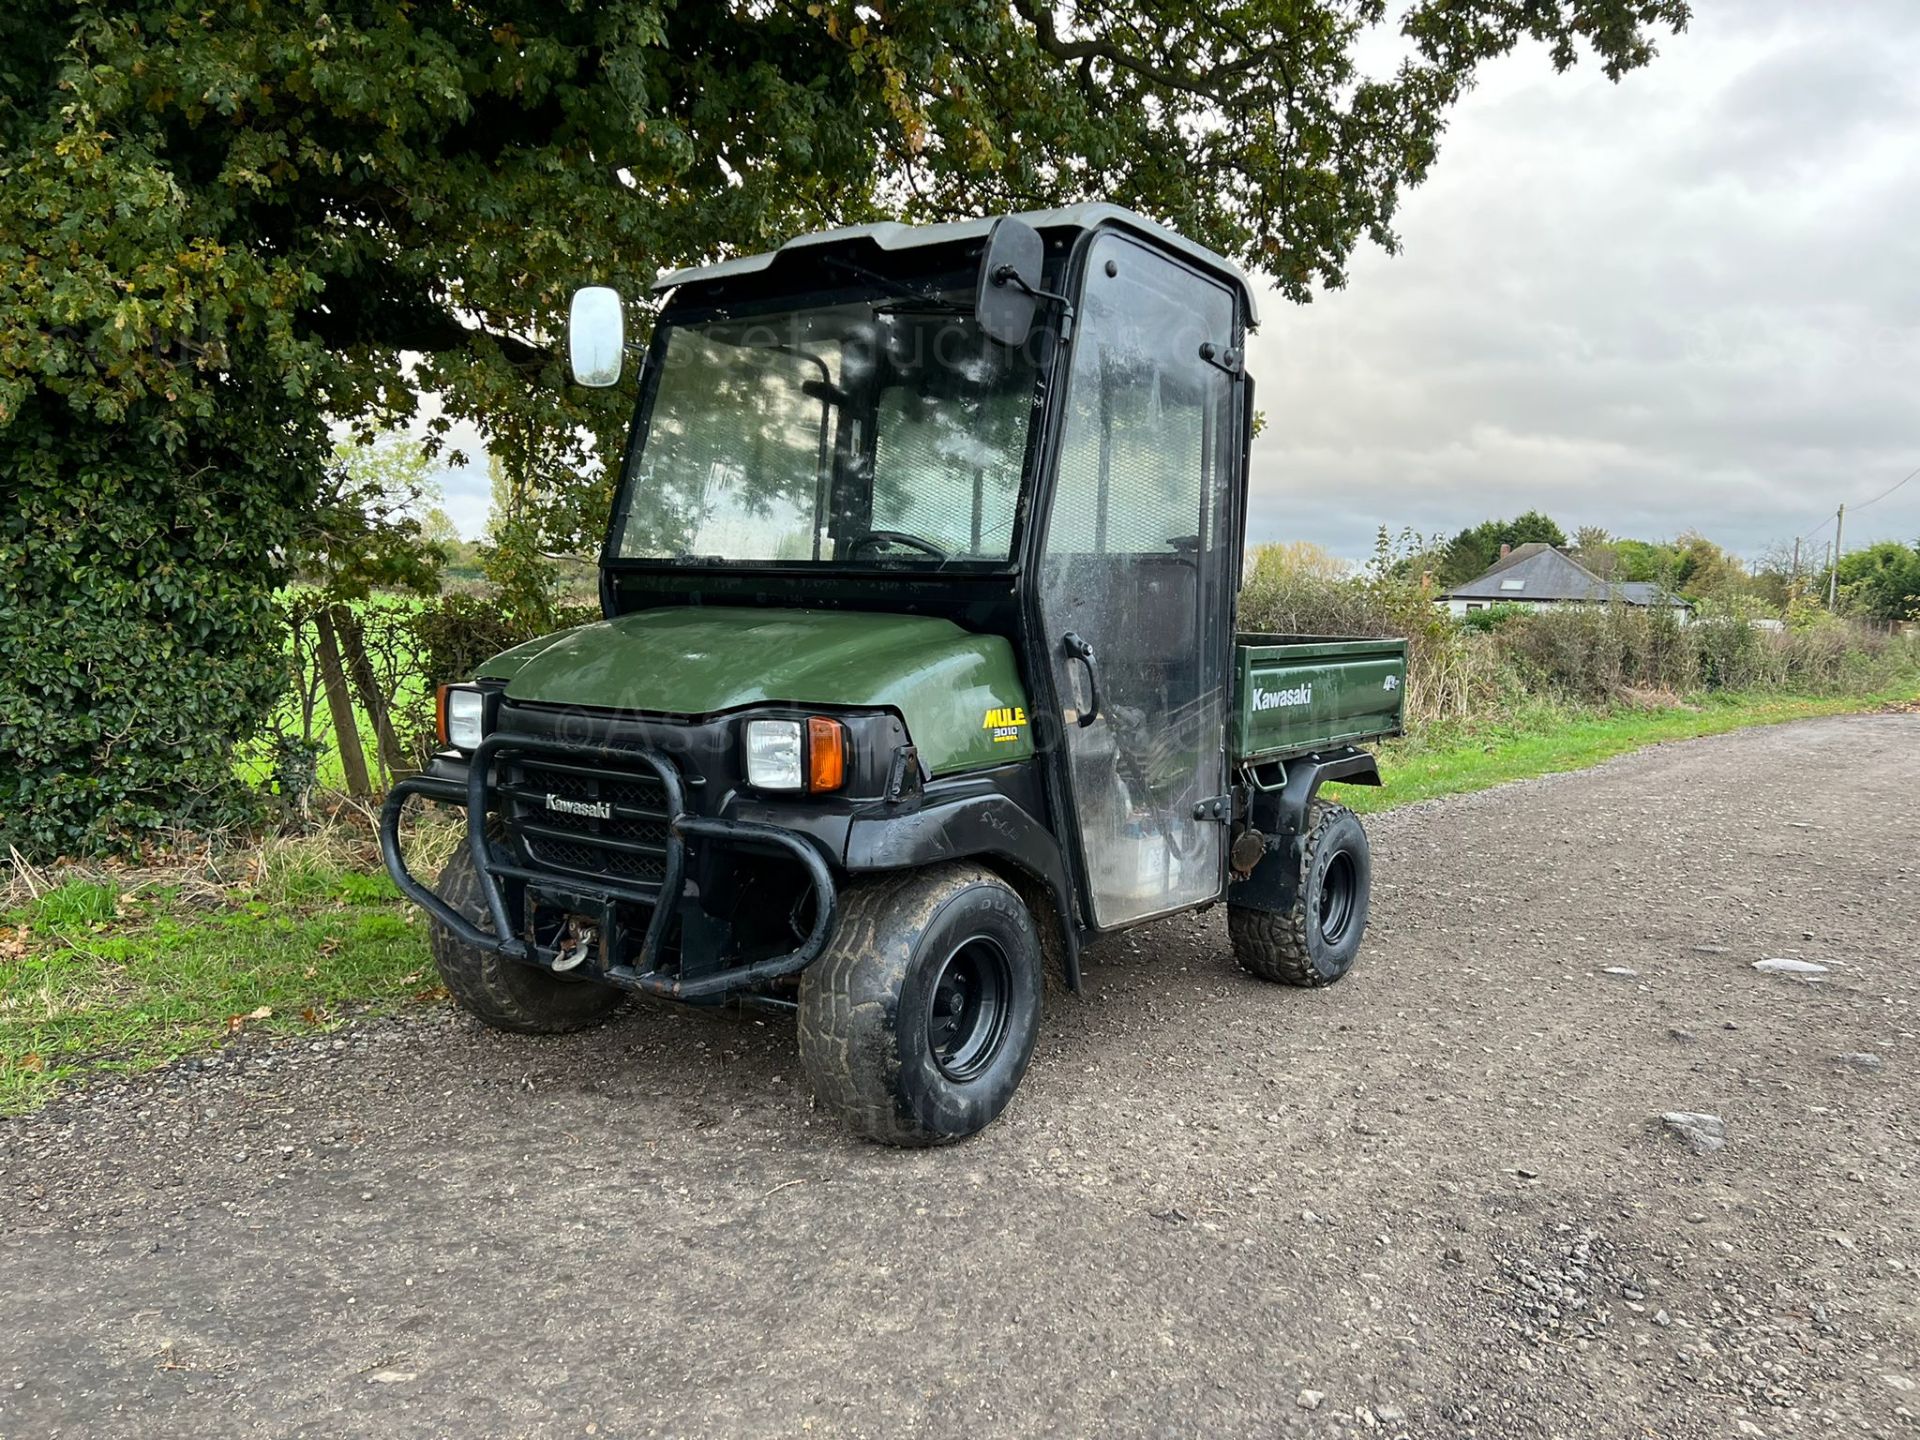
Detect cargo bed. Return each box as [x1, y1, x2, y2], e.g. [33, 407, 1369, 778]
[1231, 634, 1408, 764]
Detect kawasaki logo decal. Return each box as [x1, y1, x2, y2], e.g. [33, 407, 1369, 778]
[982, 705, 1028, 743]
[545, 793, 613, 820]
[1251, 683, 1313, 712]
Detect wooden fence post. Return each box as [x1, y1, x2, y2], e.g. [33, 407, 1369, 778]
[332, 604, 416, 785]
[312, 605, 373, 797]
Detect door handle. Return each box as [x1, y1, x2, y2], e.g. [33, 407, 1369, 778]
[1060, 631, 1103, 728]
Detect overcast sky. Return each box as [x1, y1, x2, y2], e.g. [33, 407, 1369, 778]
[433, 1, 1919, 566]
[1245, 0, 1920, 564]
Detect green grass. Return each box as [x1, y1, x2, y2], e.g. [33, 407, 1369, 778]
[0, 855, 439, 1115]
[1328, 683, 1919, 815]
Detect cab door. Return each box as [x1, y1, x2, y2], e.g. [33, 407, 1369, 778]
[1035, 233, 1240, 928]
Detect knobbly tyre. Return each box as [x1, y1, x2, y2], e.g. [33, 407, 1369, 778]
[382, 206, 1406, 1146]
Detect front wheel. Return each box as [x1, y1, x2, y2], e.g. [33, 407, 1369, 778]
[1229, 800, 1372, 987]
[798, 865, 1043, 1147]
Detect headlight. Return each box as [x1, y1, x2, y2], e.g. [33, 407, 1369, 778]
[437, 684, 487, 751]
[744, 716, 846, 793]
[744, 719, 805, 791]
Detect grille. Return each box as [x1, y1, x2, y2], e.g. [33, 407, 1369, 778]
[498, 755, 674, 886]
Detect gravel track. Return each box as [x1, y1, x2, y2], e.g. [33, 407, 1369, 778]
[3, 713, 1916, 1439]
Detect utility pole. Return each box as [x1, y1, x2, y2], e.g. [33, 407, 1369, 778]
[1827, 503, 1846, 610]
[1791, 536, 1801, 607]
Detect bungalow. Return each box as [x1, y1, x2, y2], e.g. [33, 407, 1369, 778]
[1438, 543, 1692, 621]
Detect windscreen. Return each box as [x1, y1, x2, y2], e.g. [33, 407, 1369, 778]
[615, 291, 1039, 567]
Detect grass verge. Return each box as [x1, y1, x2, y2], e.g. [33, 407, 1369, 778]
[1330, 683, 1919, 815]
[0, 831, 452, 1115]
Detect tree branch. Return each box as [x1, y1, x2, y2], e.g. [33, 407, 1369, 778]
[1008, 0, 1280, 104]
[300, 279, 551, 372]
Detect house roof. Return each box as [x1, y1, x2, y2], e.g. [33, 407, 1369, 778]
[650, 203, 1261, 325]
[1612, 581, 1682, 607]
[1443, 544, 1688, 607]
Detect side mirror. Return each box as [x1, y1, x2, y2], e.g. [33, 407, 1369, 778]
[974, 216, 1044, 347]
[568, 286, 624, 387]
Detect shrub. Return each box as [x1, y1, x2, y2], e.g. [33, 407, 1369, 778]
[1240, 529, 1496, 725]
[1, 381, 320, 860]
[1496, 604, 1698, 701]
[266, 735, 327, 816]
[1494, 600, 1916, 703]
[1687, 599, 1771, 690]
[1770, 614, 1899, 693]
[1457, 603, 1530, 633]
[410, 595, 599, 691]
[399, 594, 600, 761]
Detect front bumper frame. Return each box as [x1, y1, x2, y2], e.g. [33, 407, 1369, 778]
[380, 732, 839, 1001]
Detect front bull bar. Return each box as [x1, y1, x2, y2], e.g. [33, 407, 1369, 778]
[379, 732, 839, 1001]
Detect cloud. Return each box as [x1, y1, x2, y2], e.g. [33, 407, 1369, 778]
[1244, 2, 1920, 562]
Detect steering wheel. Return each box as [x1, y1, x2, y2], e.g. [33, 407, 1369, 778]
[847, 530, 949, 560]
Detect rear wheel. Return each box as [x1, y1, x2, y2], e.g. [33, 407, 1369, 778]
[430, 841, 623, 1034]
[798, 865, 1043, 1147]
[1229, 800, 1371, 987]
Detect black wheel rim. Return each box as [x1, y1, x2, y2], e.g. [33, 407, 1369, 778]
[1318, 850, 1358, 945]
[926, 937, 1012, 1082]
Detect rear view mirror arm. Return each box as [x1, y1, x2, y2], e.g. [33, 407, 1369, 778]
[991, 264, 1074, 317]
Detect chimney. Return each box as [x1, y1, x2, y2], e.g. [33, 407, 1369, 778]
[1499, 543, 1511, 559]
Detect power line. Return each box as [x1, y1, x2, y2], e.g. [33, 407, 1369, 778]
[1792, 462, 1919, 549]
[1849, 462, 1920, 517]
[1794, 511, 1835, 547]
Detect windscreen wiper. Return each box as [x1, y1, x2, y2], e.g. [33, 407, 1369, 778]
[820, 254, 968, 311]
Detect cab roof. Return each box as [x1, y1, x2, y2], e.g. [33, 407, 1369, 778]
[650, 203, 1259, 327]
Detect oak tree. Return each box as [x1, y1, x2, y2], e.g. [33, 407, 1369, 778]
[0, 0, 1688, 853]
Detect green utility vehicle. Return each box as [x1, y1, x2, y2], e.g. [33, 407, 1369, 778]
[382, 206, 1405, 1145]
